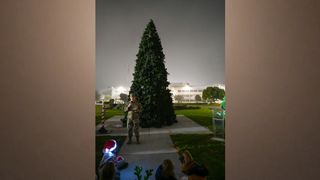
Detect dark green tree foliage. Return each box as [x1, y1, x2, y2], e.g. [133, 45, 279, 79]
[195, 95, 202, 102]
[218, 88, 225, 100]
[202, 86, 225, 103]
[130, 20, 176, 128]
[95, 90, 101, 101]
[120, 93, 129, 103]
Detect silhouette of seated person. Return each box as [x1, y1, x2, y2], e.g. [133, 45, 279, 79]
[179, 150, 209, 180]
[155, 159, 178, 180]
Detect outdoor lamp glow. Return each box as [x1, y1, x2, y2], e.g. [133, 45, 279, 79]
[117, 86, 125, 93]
[182, 85, 192, 91]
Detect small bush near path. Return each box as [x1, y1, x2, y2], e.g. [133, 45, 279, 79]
[170, 134, 225, 180]
[174, 104, 200, 110]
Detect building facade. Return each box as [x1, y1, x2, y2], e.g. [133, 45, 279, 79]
[169, 82, 225, 103]
[99, 83, 225, 103]
[99, 86, 129, 103]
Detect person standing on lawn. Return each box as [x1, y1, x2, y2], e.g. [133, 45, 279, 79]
[125, 94, 141, 144]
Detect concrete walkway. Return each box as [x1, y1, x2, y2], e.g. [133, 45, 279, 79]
[96, 115, 212, 180]
[96, 115, 212, 136]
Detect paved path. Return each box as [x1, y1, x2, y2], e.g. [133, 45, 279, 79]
[96, 115, 212, 180]
[96, 115, 212, 136]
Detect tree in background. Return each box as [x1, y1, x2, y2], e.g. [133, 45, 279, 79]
[95, 90, 101, 101]
[174, 95, 184, 103]
[202, 87, 214, 103]
[195, 95, 202, 102]
[202, 86, 225, 103]
[120, 93, 129, 103]
[130, 20, 176, 127]
[108, 99, 115, 109]
[217, 88, 225, 100]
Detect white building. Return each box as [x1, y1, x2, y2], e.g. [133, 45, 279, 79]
[169, 82, 225, 103]
[99, 86, 129, 103]
[169, 83, 205, 102]
[111, 86, 129, 103]
[99, 83, 225, 103]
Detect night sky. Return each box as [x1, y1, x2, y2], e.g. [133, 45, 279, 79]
[96, 0, 224, 91]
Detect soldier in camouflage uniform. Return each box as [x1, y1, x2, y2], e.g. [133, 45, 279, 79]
[125, 94, 141, 144]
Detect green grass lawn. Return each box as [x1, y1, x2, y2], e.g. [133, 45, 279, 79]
[175, 104, 219, 131]
[170, 134, 225, 180]
[96, 105, 124, 125]
[95, 136, 126, 171]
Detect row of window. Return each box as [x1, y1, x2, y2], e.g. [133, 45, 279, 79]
[177, 89, 203, 92]
[181, 95, 194, 98]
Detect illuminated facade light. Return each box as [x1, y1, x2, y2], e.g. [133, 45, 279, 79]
[117, 86, 125, 93]
[182, 85, 192, 91]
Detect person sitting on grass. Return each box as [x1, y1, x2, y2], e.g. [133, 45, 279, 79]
[179, 150, 209, 180]
[155, 159, 177, 180]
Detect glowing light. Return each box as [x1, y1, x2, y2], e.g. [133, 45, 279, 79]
[117, 86, 125, 92]
[102, 139, 117, 155]
[182, 85, 192, 91]
[108, 152, 113, 157]
[109, 141, 117, 152]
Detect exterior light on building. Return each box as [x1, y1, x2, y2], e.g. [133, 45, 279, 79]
[182, 85, 192, 102]
[182, 85, 192, 91]
[117, 86, 125, 93]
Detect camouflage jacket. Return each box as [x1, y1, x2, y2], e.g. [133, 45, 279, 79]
[125, 101, 140, 121]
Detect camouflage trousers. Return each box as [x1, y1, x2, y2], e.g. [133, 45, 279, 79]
[128, 120, 139, 138]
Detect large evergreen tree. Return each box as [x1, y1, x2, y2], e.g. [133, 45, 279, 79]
[130, 20, 176, 128]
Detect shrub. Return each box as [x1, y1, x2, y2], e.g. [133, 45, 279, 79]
[174, 105, 201, 110]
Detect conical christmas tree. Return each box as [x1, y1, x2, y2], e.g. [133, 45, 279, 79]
[130, 20, 176, 128]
